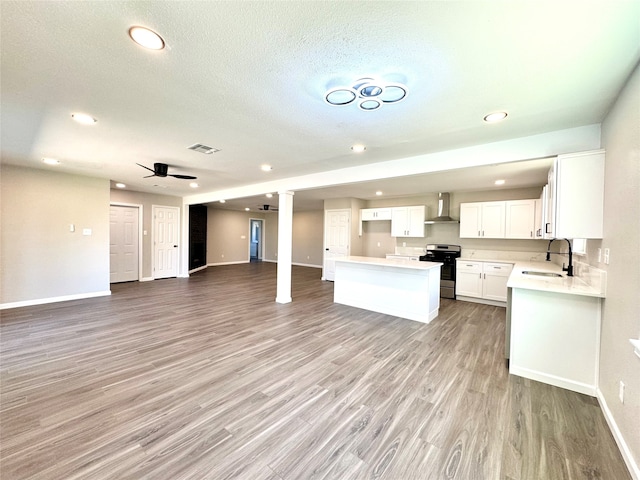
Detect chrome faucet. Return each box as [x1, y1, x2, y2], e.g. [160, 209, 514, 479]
[546, 238, 573, 276]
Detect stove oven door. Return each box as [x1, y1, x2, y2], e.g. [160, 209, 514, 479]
[440, 261, 456, 299]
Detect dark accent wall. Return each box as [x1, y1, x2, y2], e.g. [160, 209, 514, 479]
[189, 204, 208, 270]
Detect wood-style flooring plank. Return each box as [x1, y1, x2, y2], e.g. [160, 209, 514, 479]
[0, 262, 631, 480]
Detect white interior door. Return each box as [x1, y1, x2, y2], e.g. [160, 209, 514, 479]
[323, 209, 350, 281]
[153, 205, 180, 279]
[110, 205, 139, 283]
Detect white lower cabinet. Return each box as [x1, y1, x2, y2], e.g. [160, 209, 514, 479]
[510, 287, 601, 396]
[456, 260, 513, 304]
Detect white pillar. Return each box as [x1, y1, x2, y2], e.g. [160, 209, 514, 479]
[275, 191, 294, 304]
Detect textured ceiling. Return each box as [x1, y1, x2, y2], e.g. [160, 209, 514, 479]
[1, 1, 639, 210]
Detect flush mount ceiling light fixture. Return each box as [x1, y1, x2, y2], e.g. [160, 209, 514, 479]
[483, 111, 508, 123]
[325, 77, 408, 111]
[351, 144, 366, 153]
[115, 182, 126, 188]
[494, 179, 506, 185]
[128, 26, 165, 50]
[42, 157, 60, 165]
[261, 164, 272, 172]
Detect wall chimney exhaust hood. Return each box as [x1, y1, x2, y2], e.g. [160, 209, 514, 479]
[425, 192, 459, 224]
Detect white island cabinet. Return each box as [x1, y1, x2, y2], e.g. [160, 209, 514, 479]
[334, 256, 442, 324]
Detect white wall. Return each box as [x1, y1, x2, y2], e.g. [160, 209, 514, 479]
[1, 165, 110, 306]
[598, 62, 640, 474]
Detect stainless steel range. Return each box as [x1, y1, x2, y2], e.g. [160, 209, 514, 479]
[419, 244, 462, 299]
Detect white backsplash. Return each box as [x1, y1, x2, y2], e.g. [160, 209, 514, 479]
[394, 246, 428, 256]
[460, 249, 547, 262]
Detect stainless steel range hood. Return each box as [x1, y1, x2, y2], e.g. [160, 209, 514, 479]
[424, 192, 459, 224]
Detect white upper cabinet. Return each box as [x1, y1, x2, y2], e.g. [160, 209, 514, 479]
[391, 206, 425, 237]
[360, 208, 392, 221]
[505, 199, 536, 239]
[548, 150, 605, 239]
[459, 201, 505, 238]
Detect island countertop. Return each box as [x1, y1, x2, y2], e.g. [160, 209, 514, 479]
[335, 256, 443, 271]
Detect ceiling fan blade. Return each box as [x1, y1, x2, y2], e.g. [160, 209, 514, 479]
[136, 163, 156, 173]
[169, 174, 197, 180]
[143, 174, 157, 178]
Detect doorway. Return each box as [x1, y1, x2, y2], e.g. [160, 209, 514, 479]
[110, 204, 141, 283]
[323, 209, 350, 281]
[250, 219, 263, 262]
[152, 205, 180, 279]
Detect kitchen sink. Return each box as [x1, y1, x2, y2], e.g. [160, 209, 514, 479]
[521, 270, 563, 277]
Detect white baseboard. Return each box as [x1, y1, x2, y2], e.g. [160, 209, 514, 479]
[292, 262, 323, 269]
[0, 290, 112, 310]
[140, 277, 154, 282]
[597, 388, 640, 480]
[207, 260, 249, 266]
[456, 295, 507, 307]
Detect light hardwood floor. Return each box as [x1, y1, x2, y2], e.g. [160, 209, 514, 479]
[0, 263, 630, 479]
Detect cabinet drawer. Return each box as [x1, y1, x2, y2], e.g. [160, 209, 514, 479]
[456, 261, 482, 274]
[483, 263, 513, 276]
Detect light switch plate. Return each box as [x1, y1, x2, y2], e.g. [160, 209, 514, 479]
[604, 248, 610, 264]
[82, 228, 92, 236]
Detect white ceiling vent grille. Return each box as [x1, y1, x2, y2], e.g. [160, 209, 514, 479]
[187, 143, 220, 154]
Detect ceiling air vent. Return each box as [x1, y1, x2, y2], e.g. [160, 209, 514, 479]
[187, 143, 220, 155]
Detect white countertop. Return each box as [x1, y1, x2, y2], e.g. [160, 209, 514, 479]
[335, 256, 442, 271]
[507, 261, 606, 298]
[458, 257, 605, 298]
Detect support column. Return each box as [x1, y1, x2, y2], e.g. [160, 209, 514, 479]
[275, 190, 294, 304]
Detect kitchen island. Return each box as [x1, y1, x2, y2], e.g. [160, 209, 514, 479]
[334, 256, 442, 323]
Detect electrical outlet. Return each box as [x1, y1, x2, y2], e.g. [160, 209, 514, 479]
[604, 248, 610, 264]
[619, 381, 625, 403]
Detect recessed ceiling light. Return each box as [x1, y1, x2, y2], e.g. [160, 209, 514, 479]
[495, 179, 506, 185]
[266, 193, 273, 198]
[71, 113, 97, 125]
[115, 182, 126, 188]
[261, 164, 272, 172]
[219, 199, 226, 203]
[42, 157, 60, 165]
[483, 111, 508, 123]
[189, 182, 199, 188]
[128, 26, 165, 50]
[245, 207, 250, 211]
[376, 191, 383, 196]
[351, 144, 366, 153]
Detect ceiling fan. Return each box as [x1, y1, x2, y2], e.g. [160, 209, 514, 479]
[258, 204, 278, 211]
[137, 162, 197, 180]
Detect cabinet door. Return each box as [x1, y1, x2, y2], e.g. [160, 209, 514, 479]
[407, 206, 425, 237]
[544, 162, 556, 239]
[481, 201, 506, 238]
[482, 263, 513, 302]
[459, 203, 482, 238]
[555, 150, 605, 239]
[456, 261, 482, 297]
[361, 209, 376, 221]
[391, 207, 408, 236]
[391, 206, 424, 237]
[505, 200, 535, 239]
[456, 270, 483, 297]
